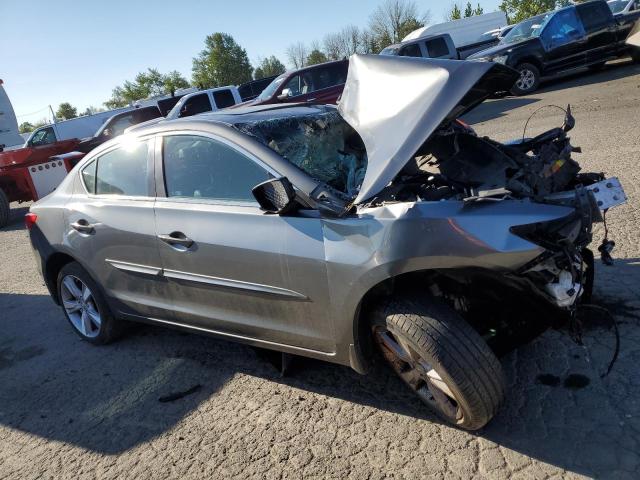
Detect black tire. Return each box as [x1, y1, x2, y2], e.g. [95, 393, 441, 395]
[510, 63, 541, 96]
[0, 187, 9, 229]
[57, 261, 123, 345]
[588, 62, 606, 72]
[631, 48, 640, 63]
[371, 296, 505, 430]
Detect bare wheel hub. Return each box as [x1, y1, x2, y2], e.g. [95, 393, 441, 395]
[374, 326, 463, 422]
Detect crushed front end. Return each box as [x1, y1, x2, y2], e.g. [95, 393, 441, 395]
[365, 107, 626, 316]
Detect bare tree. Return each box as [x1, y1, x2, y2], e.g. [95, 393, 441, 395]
[368, 0, 431, 46]
[285, 41, 308, 69]
[323, 32, 344, 61]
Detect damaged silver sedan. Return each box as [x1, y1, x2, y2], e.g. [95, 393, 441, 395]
[28, 55, 626, 430]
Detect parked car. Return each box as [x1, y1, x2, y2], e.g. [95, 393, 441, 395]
[380, 32, 497, 60]
[77, 106, 162, 153]
[608, 0, 640, 15]
[468, 0, 640, 94]
[27, 54, 626, 430]
[165, 86, 242, 119]
[235, 60, 348, 107]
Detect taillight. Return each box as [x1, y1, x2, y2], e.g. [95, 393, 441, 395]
[24, 213, 38, 230]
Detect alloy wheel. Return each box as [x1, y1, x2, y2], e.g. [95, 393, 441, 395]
[516, 68, 536, 92]
[374, 325, 463, 423]
[60, 275, 101, 338]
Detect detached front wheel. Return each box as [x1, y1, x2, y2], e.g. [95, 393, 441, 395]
[372, 297, 505, 430]
[511, 63, 540, 95]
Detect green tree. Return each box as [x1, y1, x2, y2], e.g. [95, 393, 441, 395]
[18, 122, 34, 134]
[500, 0, 571, 23]
[192, 33, 253, 88]
[254, 56, 286, 79]
[474, 3, 484, 15]
[464, 2, 474, 17]
[104, 68, 190, 109]
[56, 102, 77, 120]
[163, 70, 190, 96]
[447, 4, 462, 20]
[306, 49, 329, 65]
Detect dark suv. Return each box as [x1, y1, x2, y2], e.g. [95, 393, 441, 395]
[236, 60, 349, 107]
[469, 0, 640, 94]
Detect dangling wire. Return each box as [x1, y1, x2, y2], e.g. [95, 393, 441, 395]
[521, 104, 568, 142]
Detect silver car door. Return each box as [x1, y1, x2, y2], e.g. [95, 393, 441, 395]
[153, 132, 334, 353]
[66, 137, 174, 320]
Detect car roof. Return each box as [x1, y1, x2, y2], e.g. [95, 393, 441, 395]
[130, 103, 331, 135]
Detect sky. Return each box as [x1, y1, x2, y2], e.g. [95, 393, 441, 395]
[1, 0, 502, 124]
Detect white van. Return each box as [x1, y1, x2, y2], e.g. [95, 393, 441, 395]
[0, 80, 25, 148]
[402, 11, 508, 48]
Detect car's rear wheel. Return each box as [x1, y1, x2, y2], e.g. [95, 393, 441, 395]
[371, 296, 505, 430]
[57, 262, 123, 345]
[588, 62, 606, 72]
[631, 48, 640, 63]
[0, 187, 9, 229]
[511, 63, 540, 96]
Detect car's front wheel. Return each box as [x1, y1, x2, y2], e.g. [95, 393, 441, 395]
[631, 48, 640, 63]
[511, 63, 540, 95]
[0, 187, 9, 229]
[57, 261, 123, 345]
[371, 296, 505, 430]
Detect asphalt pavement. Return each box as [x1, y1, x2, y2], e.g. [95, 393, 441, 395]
[1, 59, 639, 479]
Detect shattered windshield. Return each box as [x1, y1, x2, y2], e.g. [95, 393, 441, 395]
[234, 108, 367, 197]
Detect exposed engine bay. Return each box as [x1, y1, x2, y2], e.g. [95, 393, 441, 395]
[366, 107, 626, 312]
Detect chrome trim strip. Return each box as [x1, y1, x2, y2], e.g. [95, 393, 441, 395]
[163, 268, 308, 300]
[124, 313, 335, 357]
[105, 259, 162, 276]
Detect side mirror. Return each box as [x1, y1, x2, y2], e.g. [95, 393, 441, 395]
[252, 177, 297, 214]
[277, 88, 292, 101]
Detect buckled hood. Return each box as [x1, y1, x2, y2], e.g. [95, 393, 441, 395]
[338, 54, 518, 204]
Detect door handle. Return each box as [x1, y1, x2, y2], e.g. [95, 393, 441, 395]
[70, 220, 95, 234]
[158, 232, 194, 248]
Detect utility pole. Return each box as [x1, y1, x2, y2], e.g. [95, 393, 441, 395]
[49, 105, 57, 123]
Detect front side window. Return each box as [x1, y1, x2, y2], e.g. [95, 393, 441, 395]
[29, 126, 57, 146]
[92, 141, 150, 196]
[212, 89, 236, 109]
[282, 75, 304, 97]
[179, 94, 212, 118]
[399, 43, 422, 57]
[306, 63, 348, 91]
[163, 135, 269, 202]
[541, 9, 585, 49]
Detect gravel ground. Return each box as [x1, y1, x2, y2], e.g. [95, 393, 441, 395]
[1, 59, 639, 479]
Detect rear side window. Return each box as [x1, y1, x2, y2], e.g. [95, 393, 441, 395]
[212, 89, 236, 109]
[162, 135, 269, 203]
[179, 94, 212, 118]
[89, 141, 150, 196]
[81, 160, 97, 193]
[398, 43, 422, 57]
[425, 37, 449, 58]
[577, 3, 613, 30]
[29, 126, 57, 147]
